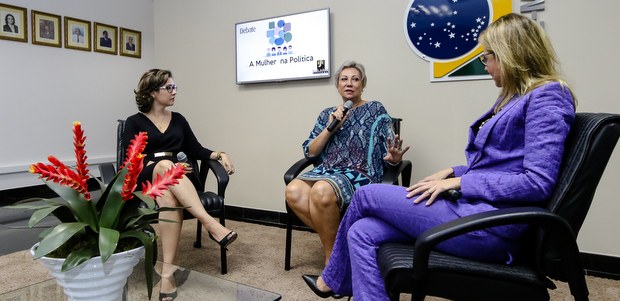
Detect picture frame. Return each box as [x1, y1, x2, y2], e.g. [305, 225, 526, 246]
[64, 16, 91, 51]
[31, 10, 61, 47]
[0, 3, 27, 43]
[94, 22, 117, 55]
[119, 27, 141, 58]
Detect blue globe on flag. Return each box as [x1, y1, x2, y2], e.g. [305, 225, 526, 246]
[405, 0, 491, 61]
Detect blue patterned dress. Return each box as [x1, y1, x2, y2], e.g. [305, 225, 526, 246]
[297, 101, 393, 209]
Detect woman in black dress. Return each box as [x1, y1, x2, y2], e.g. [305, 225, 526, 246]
[123, 69, 237, 301]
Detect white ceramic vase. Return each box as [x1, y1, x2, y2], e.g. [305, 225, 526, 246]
[31, 243, 144, 301]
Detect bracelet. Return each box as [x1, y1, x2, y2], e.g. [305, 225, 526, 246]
[386, 160, 400, 166]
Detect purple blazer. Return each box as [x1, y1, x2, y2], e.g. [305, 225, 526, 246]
[450, 82, 575, 239]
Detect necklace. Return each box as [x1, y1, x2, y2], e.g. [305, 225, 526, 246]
[479, 114, 495, 130]
[149, 112, 168, 131]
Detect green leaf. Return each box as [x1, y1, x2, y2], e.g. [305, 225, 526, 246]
[157, 206, 190, 212]
[7, 197, 47, 207]
[90, 173, 107, 191]
[157, 218, 183, 223]
[99, 169, 127, 229]
[134, 192, 157, 209]
[116, 199, 144, 230]
[62, 245, 98, 272]
[96, 168, 124, 211]
[44, 181, 98, 230]
[38, 227, 53, 240]
[28, 206, 61, 227]
[99, 227, 120, 262]
[121, 230, 156, 299]
[33, 222, 88, 258]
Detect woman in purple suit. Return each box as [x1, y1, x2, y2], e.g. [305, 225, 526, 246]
[303, 13, 577, 300]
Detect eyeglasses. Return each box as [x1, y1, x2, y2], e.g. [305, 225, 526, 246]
[479, 52, 495, 66]
[158, 84, 179, 93]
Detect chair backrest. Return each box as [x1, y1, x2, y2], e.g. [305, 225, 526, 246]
[116, 119, 126, 169]
[545, 113, 620, 233]
[392, 117, 402, 136]
[540, 113, 620, 279]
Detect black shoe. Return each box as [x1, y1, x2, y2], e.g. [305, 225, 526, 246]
[159, 290, 177, 301]
[302, 274, 341, 299]
[209, 231, 238, 249]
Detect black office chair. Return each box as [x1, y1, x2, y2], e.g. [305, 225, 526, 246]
[99, 119, 231, 274]
[284, 117, 413, 270]
[377, 112, 620, 301]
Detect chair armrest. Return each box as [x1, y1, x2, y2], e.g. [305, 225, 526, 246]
[199, 159, 230, 198]
[284, 158, 317, 185]
[98, 163, 117, 185]
[381, 159, 413, 187]
[411, 207, 581, 282]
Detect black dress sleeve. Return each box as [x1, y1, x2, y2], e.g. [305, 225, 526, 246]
[175, 113, 213, 161]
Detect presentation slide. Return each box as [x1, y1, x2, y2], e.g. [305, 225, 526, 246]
[235, 8, 331, 84]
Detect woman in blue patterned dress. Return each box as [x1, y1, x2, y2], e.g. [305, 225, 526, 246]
[285, 61, 410, 265]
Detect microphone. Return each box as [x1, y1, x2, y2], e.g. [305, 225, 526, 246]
[327, 100, 353, 132]
[176, 152, 188, 163]
[442, 189, 462, 201]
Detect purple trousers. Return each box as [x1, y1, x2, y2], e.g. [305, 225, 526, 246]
[321, 184, 517, 300]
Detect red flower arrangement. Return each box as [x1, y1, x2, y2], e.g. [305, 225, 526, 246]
[11, 121, 186, 299]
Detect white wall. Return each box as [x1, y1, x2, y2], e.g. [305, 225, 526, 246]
[152, 0, 620, 257]
[1, 1, 618, 258]
[0, 0, 154, 188]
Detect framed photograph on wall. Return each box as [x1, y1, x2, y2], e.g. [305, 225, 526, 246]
[94, 22, 117, 55]
[31, 10, 61, 47]
[0, 3, 27, 42]
[119, 27, 141, 58]
[64, 16, 91, 51]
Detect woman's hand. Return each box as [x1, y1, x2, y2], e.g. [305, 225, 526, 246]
[384, 134, 411, 164]
[179, 162, 193, 174]
[327, 104, 350, 132]
[405, 168, 459, 206]
[219, 153, 235, 175]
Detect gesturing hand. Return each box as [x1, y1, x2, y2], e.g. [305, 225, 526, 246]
[384, 134, 411, 164]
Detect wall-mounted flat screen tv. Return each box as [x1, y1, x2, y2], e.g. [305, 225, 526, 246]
[235, 8, 331, 84]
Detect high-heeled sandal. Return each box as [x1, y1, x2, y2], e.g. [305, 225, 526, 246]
[209, 231, 238, 249]
[158, 268, 190, 301]
[159, 290, 177, 301]
[159, 275, 177, 301]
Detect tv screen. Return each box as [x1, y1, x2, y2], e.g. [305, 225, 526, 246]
[235, 8, 331, 84]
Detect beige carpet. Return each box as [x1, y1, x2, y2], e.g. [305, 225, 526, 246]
[1, 219, 619, 300]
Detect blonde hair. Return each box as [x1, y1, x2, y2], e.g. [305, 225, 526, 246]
[479, 13, 576, 112]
